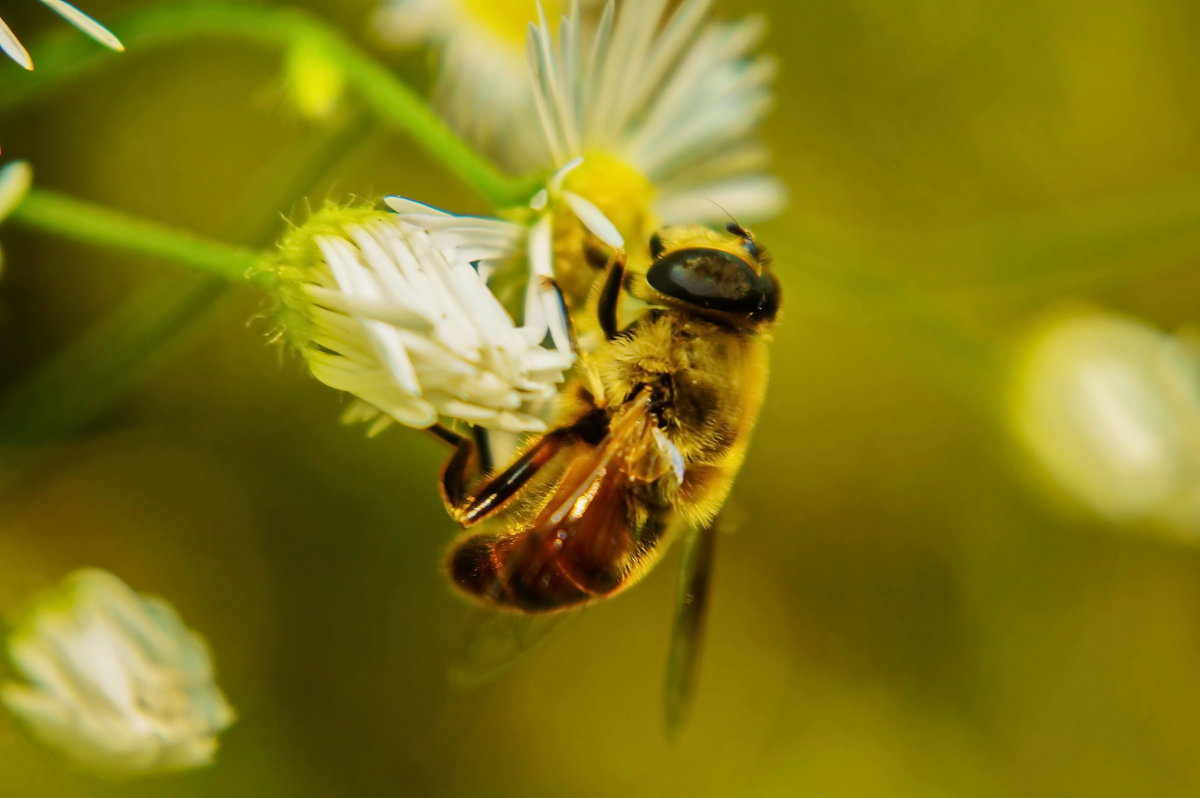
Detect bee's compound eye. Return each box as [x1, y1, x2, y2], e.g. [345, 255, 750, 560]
[649, 232, 665, 260]
[646, 248, 775, 318]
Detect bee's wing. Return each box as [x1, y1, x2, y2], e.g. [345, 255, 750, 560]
[448, 607, 580, 690]
[476, 400, 657, 610]
[663, 513, 720, 738]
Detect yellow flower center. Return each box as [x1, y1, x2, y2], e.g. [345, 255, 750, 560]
[551, 153, 658, 315]
[460, 0, 567, 50]
[563, 152, 658, 253]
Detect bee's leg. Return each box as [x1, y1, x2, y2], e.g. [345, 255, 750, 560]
[455, 428, 574, 526]
[597, 250, 628, 340]
[539, 276, 582, 356]
[430, 423, 576, 527]
[472, 426, 494, 477]
[429, 424, 478, 513]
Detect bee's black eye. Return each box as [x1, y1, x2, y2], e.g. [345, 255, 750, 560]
[742, 237, 759, 259]
[646, 248, 777, 320]
[649, 233, 665, 260]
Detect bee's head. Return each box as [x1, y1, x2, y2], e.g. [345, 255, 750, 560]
[644, 223, 779, 328]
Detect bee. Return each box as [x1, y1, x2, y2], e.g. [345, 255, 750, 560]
[430, 222, 778, 729]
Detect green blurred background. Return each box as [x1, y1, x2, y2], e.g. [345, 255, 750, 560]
[1, 0, 1199, 796]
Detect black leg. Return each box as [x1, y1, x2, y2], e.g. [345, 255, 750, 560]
[472, 426, 494, 476]
[431, 424, 477, 514]
[457, 429, 574, 526]
[597, 250, 627, 340]
[540, 276, 582, 356]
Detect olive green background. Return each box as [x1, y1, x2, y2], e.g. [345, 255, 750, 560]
[1, 1, 1199, 796]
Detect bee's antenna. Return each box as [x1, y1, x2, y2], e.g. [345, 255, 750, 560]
[704, 198, 750, 238]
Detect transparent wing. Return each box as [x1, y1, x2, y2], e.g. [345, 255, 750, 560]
[662, 514, 720, 737]
[448, 606, 581, 690]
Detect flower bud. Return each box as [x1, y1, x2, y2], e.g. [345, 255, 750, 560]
[2, 569, 234, 778]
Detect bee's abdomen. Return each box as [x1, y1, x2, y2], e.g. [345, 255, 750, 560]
[448, 531, 623, 613]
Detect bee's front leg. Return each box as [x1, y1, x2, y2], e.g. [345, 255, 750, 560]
[597, 250, 628, 340]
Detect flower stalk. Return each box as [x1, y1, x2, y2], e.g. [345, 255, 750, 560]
[8, 187, 264, 283]
[0, 2, 540, 207]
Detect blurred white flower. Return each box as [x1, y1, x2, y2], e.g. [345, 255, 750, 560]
[0, 160, 31, 220]
[371, 0, 592, 171]
[271, 205, 574, 434]
[0, 160, 33, 275]
[2, 569, 234, 778]
[1010, 308, 1200, 537]
[0, 0, 123, 71]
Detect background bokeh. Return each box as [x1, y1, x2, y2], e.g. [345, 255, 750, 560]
[2, 0, 1199, 796]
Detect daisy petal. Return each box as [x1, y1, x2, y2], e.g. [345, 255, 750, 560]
[0, 16, 33, 70]
[39, 0, 124, 51]
[563, 190, 624, 250]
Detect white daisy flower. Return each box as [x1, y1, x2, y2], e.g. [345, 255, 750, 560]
[2, 569, 234, 778]
[391, 1, 784, 349]
[270, 205, 574, 435]
[371, 0, 595, 171]
[0, 159, 34, 274]
[1010, 308, 1200, 537]
[525, 0, 786, 229]
[0, 0, 123, 71]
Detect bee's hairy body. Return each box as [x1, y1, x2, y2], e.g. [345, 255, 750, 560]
[443, 224, 778, 614]
[581, 310, 770, 528]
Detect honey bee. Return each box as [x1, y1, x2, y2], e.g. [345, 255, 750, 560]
[430, 222, 778, 729]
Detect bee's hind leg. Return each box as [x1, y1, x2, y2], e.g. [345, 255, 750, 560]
[429, 423, 574, 527]
[428, 424, 478, 515]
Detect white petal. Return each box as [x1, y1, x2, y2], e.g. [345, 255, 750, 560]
[0, 16, 33, 70]
[40, 0, 124, 51]
[654, 174, 788, 225]
[563, 189, 625, 249]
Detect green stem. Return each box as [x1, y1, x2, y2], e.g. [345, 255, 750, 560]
[0, 113, 380, 453]
[9, 188, 264, 283]
[0, 2, 538, 207]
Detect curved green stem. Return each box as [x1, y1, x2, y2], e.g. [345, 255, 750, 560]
[9, 188, 265, 283]
[0, 112, 380, 455]
[0, 2, 540, 207]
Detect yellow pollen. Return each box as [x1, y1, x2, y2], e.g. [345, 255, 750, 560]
[459, 0, 566, 50]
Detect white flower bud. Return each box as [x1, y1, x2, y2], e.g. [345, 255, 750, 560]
[269, 204, 573, 434]
[2, 569, 234, 778]
[1010, 308, 1200, 537]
